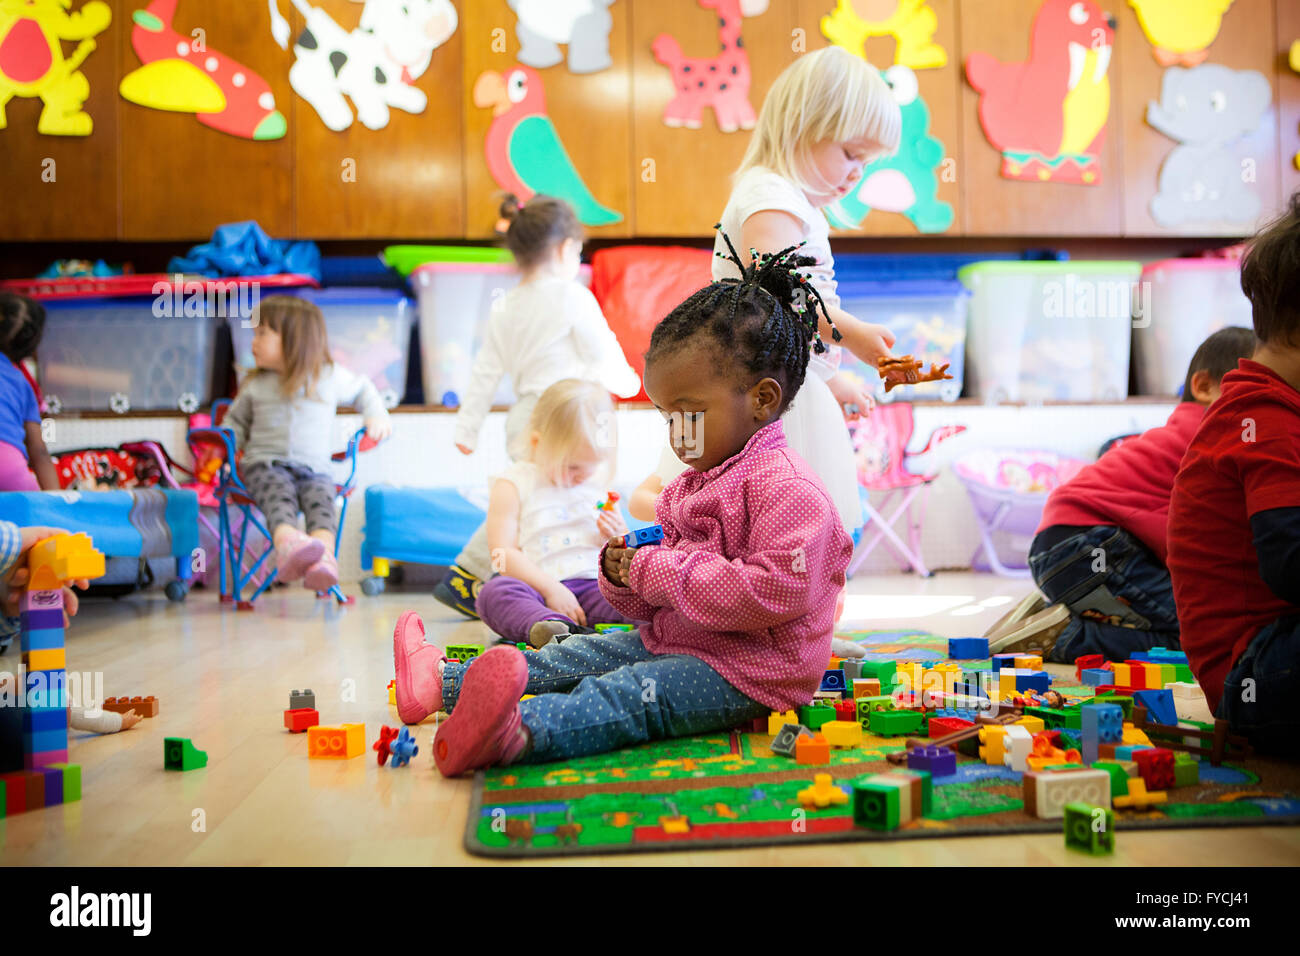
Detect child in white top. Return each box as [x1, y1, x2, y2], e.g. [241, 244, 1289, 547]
[475, 379, 637, 647]
[438, 196, 640, 618]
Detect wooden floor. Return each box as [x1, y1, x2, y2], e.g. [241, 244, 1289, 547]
[4, 572, 1298, 866]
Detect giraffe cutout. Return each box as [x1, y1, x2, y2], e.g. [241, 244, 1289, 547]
[651, 0, 768, 133]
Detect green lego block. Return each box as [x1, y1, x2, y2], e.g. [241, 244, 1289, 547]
[868, 709, 924, 737]
[853, 695, 894, 727]
[594, 623, 635, 633]
[515, 643, 528, 651]
[800, 703, 836, 731]
[1173, 757, 1200, 788]
[1091, 760, 1131, 798]
[445, 643, 485, 661]
[1023, 705, 1071, 729]
[1064, 801, 1115, 854]
[1094, 693, 1133, 720]
[851, 779, 901, 830]
[859, 661, 898, 683]
[1057, 729, 1082, 751]
[1045, 763, 1087, 771]
[164, 738, 208, 771]
[1159, 663, 1175, 686]
[1174, 664, 1194, 683]
[47, 763, 80, 803]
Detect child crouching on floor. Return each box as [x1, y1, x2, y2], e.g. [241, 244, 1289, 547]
[393, 238, 853, 774]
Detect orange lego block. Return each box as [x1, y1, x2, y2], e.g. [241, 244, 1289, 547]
[103, 696, 159, 718]
[798, 773, 849, 809]
[853, 678, 882, 699]
[1112, 663, 1131, 687]
[795, 733, 830, 765]
[27, 533, 106, 591]
[307, 723, 366, 759]
[21, 648, 65, 672]
[1014, 654, 1043, 670]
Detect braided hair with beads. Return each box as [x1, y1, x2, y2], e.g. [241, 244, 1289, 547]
[645, 226, 841, 412]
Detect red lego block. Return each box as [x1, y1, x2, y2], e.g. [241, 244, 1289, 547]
[103, 695, 159, 718]
[0, 771, 45, 815]
[833, 699, 857, 723]
[1074, 654, 1106, 681]
[1134, 747, 1175, 790]
[1123, 662, 1148, 690]
[283, 708, 320, 733]
[927, 717, 975, 738]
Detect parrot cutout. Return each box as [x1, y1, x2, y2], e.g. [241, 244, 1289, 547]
[965, 0, 1114, 185]
[1128, 0, 1235, 67]
[821, 0, 947, 71]
[0, 0, 111, 136]
[473, 66, 622, 227]
[119, 1, 286, 141]
[824, 64, 953, 233]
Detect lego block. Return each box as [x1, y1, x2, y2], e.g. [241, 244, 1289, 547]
[820, 669, 848, 694]
[37, 765, 63, 806]
[1169, 681, 1200, 699]
[1113, 777, 1168, 810]
[948, 636, 988, 659]
[1173, 754, 1200, 788]
[928, 716, 975, 739]
[1013, 654, 1043, 670]
[851, 775, 907, 830]
[1091, 760, 1131, 798]
[1141, 662, 1163, 688]
[1022, 768, 1112, 819]
[23, 729, 67, 756]
[841, 659, 864, 682]
[908, 744, 956, 777]
[868, 709, 924, 737]
[389, 728, 419, 767]
[859, 661, 899, 683]
[387, 680, 396, 705]
[445, 644, 485, 662]
[1158, 663, 1175, 686]
[1081, 702, 1124, 764]
[832, 699, 857, 724]
[1112, 663, 1131, 687]
[593, 623, 635, 632]
[102, 696, 159, 718]
[24, 748, 68, 771]
[164, 737, 208, 771]
[1015, 715, 1046, 734]
[1133, 747, 1175, 790]
[1081, 668, 1110, 686]
[1015, 670, 1051, 693]
[21, 705, 67, 735]
[284, 707, 320, 733]
[20, 627, 65, 651]
[821, 720, 863, 748]
[1074, 653, 1106, 680]
[1133, 689, 1177, 727]
[979, 725, 1007, 765]
[795, 733, 830, 765]
[624, 525, 664, 548]
[25, 669, 66, 709]
[22, 648, 66, 672]
[307, 723, 366, 759]
[1120, 723, 1152, 746]
[48, 763, 81, 803]
[289, 689, 315, 710]
[1064, 802, 1115, 854]
[799, 702, 836, 731]
[27, 532, 105, 589]
[0, 770, 46, 814]
[1002, 724, 1033, 772]
[798, 773, 849, 809]
[19, 588, 63, 614]
[770, 723, 813, 757]
[767, 710, 798, 736]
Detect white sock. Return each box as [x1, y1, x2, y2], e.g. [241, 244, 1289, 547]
[69, 706, 124, 734]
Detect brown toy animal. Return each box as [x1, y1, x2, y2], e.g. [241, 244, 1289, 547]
[877, 354, 953, 392]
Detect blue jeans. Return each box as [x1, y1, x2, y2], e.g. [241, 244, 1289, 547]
[441, 629, 769, 764]
[1028, 526, 1180, 664]
[1216, 614, 1300, 757]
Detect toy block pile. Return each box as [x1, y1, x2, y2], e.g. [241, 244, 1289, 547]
[1, 534, 104, 817]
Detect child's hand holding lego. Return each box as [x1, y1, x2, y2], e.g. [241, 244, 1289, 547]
[603, 537, 633, 588]
[3, 527, 89, 625]
[596, 508, 628, 541]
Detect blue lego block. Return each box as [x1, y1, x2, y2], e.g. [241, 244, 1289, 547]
[22, 729, 68, 754]
[20, 608, 63, 631]
[1081, 702, 1123, 744]
[990, 653, 1019, 672]
[1128, 651, 1151, 662]
[948, 637, 989, 659]
[24, 669, 66, 709]
[389, 727, 419, 768]
[1081, 668, 1111, 686]
[907, 744, 957, 776]
[1015, 670, 1052, 693]
[624, 525, 664, 549]
[20, 627, 65, 652]
[1133, 689, 1178, 727]
[21, 706, 67, 734]
[820, 669, 848, 694]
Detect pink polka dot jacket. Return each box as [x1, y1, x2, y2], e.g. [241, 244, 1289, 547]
[599, 420, 853, 711]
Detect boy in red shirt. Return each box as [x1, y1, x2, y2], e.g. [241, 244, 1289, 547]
[987, 326, 1255, 661]
[1168, 197, 1300, 756]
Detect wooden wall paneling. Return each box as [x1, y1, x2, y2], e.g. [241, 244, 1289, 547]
[1278, 0, 1300, 206]
[0, 0, 120, 240]
[793, 0, 964, 237]
[292, 0, 463, 239]
[119, 0, 294, 240]
[1119, 0, 1280, 237]
[461, 0, 634, 239]
[959, 0, 1122, 236]
[630, 0, 797, 237]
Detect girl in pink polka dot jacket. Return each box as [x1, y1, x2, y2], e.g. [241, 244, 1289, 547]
[394, 236, 854, 776]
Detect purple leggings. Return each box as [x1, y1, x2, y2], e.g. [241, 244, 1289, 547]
[477, 575, 635, 642]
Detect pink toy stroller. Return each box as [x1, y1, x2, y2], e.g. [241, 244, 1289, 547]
[847, 404, 966, 578]
[952, 449, 1087, 578]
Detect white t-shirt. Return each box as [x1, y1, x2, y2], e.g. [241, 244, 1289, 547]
[713, 166, 842, 382]
[453, 277, 641, 452]
[494, 461, 604, 581]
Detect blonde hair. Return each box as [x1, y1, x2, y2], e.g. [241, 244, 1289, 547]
[528, 379, 616, 487]
[252, 295, 331, 398]
[739, 46, 901, 194]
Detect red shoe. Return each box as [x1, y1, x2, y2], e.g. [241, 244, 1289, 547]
[433, 646, 529, 777]
[392, 611, 444, 724]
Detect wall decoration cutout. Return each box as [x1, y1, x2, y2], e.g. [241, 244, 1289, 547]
[508, 0, 614, 74]
[1128, 0, 1235, 67]
[1146, 64, 1270, 226]
[652, 0, 768, 133]
[821, 0, 947, 70]
[825, 65, 953, 233]
[1291, 40, 1299, 171]
[965, 0, 1113, 185]
[473, 66, 622, 226]
[267, 0, 457, 132]
[120, 1, 285, 141]
[0, 0, 110, 136]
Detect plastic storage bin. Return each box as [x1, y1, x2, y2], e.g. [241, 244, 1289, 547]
[230, 288, 413, 406]
[1134, 258, 1253, 396]
[838, 279, 968, 402]
[958, 261, 1141, 403]
[384, 244, 512, 278]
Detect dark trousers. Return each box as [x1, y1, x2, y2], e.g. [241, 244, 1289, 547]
[1217, 614, 1300, 757]
[1028, 525, 1180, 664]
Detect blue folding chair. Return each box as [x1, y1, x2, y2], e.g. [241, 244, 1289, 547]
[186, 400, 379, 609]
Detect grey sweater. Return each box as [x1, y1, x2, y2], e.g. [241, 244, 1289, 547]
[225, 365, 389, 476]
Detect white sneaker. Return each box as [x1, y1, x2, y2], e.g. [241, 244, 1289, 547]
[987, 603, 1071, 656]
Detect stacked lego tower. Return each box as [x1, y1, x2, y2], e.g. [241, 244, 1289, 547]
[0, 533, 104, 817]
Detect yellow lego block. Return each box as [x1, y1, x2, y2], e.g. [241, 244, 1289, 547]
[978, 725, 1007, 765]
[1142, 663, 1163, 688]
[768, 710, 798, 735]
[898, 662, 925, 694]
[1113, 777, 1168, 810]
[1121, 724, 1152, 746]
[22, 648, 66, 672]
[27, 533, 106, 591]
[798, 773, 849, 809]
[852, 678, 881, 698]
[1015, 715, 1046, 734]
[998, 671, 1018, 700]
[1014, 655, 1042, 670]
[923, 663, 961, 697]
[1112, 662, 1131, 686]
[821, 720, 863, 748]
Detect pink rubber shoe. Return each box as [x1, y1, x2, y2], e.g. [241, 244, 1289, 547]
[303, 551, 339, 592]
[392, 611, 444, 724]
[433, 646, 529, 777]
[277, 531, 325, 583]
